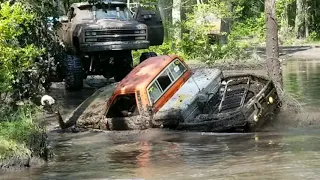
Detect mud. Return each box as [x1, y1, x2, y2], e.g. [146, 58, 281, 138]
[50, 83, 118, 131]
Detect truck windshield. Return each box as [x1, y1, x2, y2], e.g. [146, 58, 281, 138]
[79, 5, 133, 21]
[147, 59, 187, 104]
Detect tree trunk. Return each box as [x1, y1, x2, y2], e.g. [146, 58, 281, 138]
[295, 0, 305, 39]
[280, 1, 289, 34]
[172, 0, 181, 40]
[304, 0, 309, 38]
[265, 0, 283, 98]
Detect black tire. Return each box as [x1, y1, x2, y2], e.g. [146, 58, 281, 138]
[114, 51, 133, 82]
[64, 55, 83, 91]
[139, 52, 157, 63]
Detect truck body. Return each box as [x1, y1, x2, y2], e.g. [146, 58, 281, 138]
[103, 55, 281, 132]
[53, 0, 164, 90]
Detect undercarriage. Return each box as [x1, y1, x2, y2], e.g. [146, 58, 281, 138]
[62, 50, 156, 91]
[81, 50, 133, 80]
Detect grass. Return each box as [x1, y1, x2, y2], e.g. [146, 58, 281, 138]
[0, 104, 46, 162]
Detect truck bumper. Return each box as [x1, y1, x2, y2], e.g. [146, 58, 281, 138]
[79, 41, 150, 52]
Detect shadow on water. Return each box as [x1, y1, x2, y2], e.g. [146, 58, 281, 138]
[3, 60, 320, 179]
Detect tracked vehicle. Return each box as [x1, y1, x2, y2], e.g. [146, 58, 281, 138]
[54, 0, 164, 90]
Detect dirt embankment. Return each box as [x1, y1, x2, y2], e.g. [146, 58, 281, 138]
[0, 131, 49, 171]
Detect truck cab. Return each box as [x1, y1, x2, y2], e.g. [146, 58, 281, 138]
[104, 55, 223, 130]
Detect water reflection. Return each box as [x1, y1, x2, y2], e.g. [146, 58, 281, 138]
[283, 59, 320, 110]
[2, 129, 320, 179]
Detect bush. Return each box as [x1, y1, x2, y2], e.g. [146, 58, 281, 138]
[0, 1, 59, 164]
[0, 103, 47, 161]
[0, 1, 66, 104]
[133, 3, 247, 64]
[306, 32, 320, 42]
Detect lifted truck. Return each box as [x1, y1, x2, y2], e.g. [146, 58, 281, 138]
[55, 0, 164, 90]
[42, 54, 281, 132]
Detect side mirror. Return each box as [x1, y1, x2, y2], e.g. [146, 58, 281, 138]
[59, 15, 69, 23]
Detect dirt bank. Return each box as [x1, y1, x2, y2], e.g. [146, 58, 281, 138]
[0, 130, 49, 171]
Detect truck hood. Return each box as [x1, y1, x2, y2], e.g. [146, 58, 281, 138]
[154, 68, 223, 122]
[97, 19, 145, 29]
[79, 19, 146, 29]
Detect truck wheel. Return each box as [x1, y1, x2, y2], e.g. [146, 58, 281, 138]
[64, 55, 83, 91]
[114, 51, 133, 82]
[139, 52, 157, 63]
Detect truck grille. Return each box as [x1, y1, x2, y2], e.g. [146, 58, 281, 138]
[96, 36, 143, 42]
[95, 30, 143, 35]
[85, 29, 147, 43]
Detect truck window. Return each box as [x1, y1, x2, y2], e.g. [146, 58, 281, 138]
[157, 69, 173, 90]
[168, 59, 187, 80]
[148, 81, 162, 103]
[78, 4, 133, 21]
[106, 94, 139, 118]
[147, 59, 187, 104]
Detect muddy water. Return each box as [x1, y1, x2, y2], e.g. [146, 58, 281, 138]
[2, 60, 320, 180]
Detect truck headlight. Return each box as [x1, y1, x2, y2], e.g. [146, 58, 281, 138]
[134, 30, 146, 34]
[86, 38, 97, 42]
[85, 31, 97, 36]
[135, 36, 145, 40]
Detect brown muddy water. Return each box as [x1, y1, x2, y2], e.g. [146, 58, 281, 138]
[2, 60, 320, 180]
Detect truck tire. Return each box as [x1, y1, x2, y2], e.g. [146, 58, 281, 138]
[64, 55, 83, 91]
[114, 51, 133, 82]
[139, 52, 157, 63]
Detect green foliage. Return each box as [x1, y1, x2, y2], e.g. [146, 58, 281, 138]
[0, 2, 44, 93]
[134, 1, 247, 64]
[0, 1, 61, 163]
[306, 32, 320, 42]
[0, 139, 30, 161]
[0, 1, 66, 103]
[231, 12, 266, 43]
[0, 103, 46, 161]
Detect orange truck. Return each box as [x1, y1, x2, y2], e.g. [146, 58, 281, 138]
[103, 55, 281, 132]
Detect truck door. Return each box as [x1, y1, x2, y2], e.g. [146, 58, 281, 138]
[133, 4, 164, 46]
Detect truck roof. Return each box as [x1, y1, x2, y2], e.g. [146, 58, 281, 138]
[73, 0, 126, 8]
[114, 55, 182, 94]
